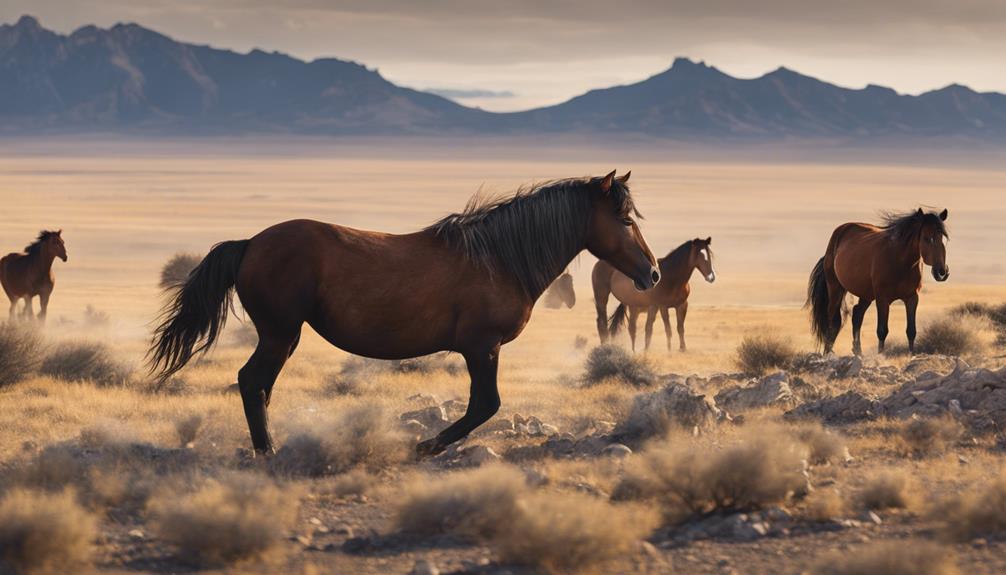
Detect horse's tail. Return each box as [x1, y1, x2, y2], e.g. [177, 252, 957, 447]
[608, 303, 628, 336]
[148, 240, 249, 381]
[806, 256, 837, 347]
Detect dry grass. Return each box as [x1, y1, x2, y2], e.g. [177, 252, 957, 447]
[150, 472, 301, 566]
[612, 429, 808, 523]
[855, 470, 918, 511]
[0, 489, 98, 574]
[0, 323, 43, 387]
[900, 416, 964, 456]
[39, 341, 133, 386]
[935, 476, 1006, 542]
[803, 488, 848, 522]
[330, 469, 376, 498]
[916, 314, 991, 357]
[812, 541, 959, 575]
[736, 333, 797, 375]
[583, 344, 656, 387]
[271, 403, 408, 477]
[159, 252, 202, 289]
[174, 414, 204, 447]
[495, 493, 657, 574]
[396, 465, 527, 540]
[791, 422, 848, 465]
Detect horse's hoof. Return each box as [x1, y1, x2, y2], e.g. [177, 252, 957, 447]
[415, 439, 445, 460]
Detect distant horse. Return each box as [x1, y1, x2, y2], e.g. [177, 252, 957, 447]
[808, 208, 949, 355]
[149, 171, 659, 457]
[1, 230, 68, 323]
[542, 271, 576, 309]
[594, 237, 716, 351]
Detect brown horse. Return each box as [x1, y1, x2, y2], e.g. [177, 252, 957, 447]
[594, 237, 716, 351]
[149, 171, 659, 457]
[808, 208, 949, 355]
[1, 230, 68, 323]
[542, 271, 576, 309]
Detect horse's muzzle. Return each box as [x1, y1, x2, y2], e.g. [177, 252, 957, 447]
[60, 255, 68, 262]
[705, 271, 716, 283]
[933, 267, 950, 282]
[634, 267, 661, 291]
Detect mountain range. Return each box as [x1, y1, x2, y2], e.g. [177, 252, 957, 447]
[3, 15, 1006, 141]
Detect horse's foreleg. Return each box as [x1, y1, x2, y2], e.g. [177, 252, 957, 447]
[676, 301, 689, 351]
[876, 299, 891, 353]
[643, 307, 657, 352]
[237, 336, 294, 455]
[851, 298, 873, 356]
[417, 345, 500, 457]
[592, 274, 611, 343]
[904, 294, 919, 355]
[7, 298, 15, 322]
[38, 291, 51, 325]
[660, 307, 672, 351]
[21, 297, 33, 321]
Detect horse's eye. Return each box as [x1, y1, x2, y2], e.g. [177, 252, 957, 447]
[622, 218, 633, 227]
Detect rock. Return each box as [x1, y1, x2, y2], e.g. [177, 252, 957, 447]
[127, 528, 145, 540]
[400, 419, 427, 438]
[460, 445, 501, 466]
[862, 511, 883, 525]
[540, 423, 560, 436]
[480, 417, 515, 434]
[602, 444, 633, 458]
[410, 559, 440, 575]
[523, 468, 550, 486]
[715, 371, 795, 411]
[407, 393, 440, 407]
[785, 391, 881, 424]
[614, 383, 722, 443]
[400, 406, 449, 431]
[441, 399, 467, 417]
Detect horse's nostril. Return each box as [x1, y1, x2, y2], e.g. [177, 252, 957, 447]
[651, 269, 660, 284]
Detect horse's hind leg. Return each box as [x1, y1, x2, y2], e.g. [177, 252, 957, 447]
[875, 299, 891, 354]
[20, 297, 33, 321]
[643, 307, 657, 352]
[660, 307, 672, 351]
[417, 344, 500, 457]
[627, 307, 640, 352]
[238, 330, 299, 454]
[592, 267, 612, 343]
[851, 298, 873, 356]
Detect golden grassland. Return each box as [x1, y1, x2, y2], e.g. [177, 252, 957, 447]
[1, 140, 1006, 574]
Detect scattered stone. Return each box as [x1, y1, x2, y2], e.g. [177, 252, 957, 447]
[614, 383, 723, 443]
[785, 391, 881, 424]
[602, 443, 633, 458]
[127, 528, 145, 540]
[410, 559, 440, 575]
[862, 511, 883, 526]
[407, 393, 440, 407]
[400, 419, 427, 438]
[459, 445, 502, 466]
[400, 406, 450, 432]
[715, 371, 795, 411]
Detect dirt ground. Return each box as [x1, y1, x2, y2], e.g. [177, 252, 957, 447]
[1, 139, 1005, 574]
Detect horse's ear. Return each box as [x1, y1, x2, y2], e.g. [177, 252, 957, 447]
[916, 208, 924, 216]
[617, 171, 631, 184]
[57, 229, 62, 236]
[939, 209, 948, 221]
[599, 170, 616, 194]
[705, 236, 712, 245]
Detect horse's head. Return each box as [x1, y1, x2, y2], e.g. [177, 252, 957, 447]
[41, 230, 68, 262]
[690, 237, 716, 283]
[919, 208, 949, 281]
[585, 171, 659, 291]
[553, 272, 576, 308]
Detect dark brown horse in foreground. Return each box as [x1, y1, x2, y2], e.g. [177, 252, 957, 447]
[808, 209, 949, 355]
[542, 271, 576, 309]
[1, 230, 68, 323]
[594, 237, 716, 351]
[150, 171, 659, 457]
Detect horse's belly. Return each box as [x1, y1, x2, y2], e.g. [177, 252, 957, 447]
[833, 251, 874, 299]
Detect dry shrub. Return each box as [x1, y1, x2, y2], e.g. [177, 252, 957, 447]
[952, 301, 1006, 342]
[583, 344, 656, 387]
[330, 469, 375, 498]
[0, 323, 43, 387]
[856, 470, 918, 511]
[612, 430, 808, 523]
[812, 541, 959, 575]
[916, 314, 991, 356]
[396, 465, 527, 539]
[271, 403, 408, 477]
[803, 488, 848, 522]
[496, 493, 657, 574]
[151, 472, 301, 566]
[935, 476, 1006, 542]
[159, 252, 202, 289]
[791, 423, 847, 465]
[174, 414, 203, 447]
[40, 341, 132, 386]
[736, 333, 797, 375]
[0, 489, 97, 574]
[82, 305, 110, 328]
[900, 416, 963, 456]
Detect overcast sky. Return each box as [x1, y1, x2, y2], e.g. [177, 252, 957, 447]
[4, 1, 1005, 111]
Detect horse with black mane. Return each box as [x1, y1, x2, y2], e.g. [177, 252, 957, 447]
[808, 208, 949, 355]
[1, 230, 68, 323]
[594, 237, 716, 351]
[149, 171, 659, 457]
[542, 271, 576, 309]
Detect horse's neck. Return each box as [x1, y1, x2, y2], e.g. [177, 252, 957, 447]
[29, 251, 55, 277]
[888, 234, 923, 268]
[659, 257, 695, 289]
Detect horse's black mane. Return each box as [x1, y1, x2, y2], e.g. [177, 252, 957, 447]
[427, 177, 637, 298]
[880, 210, 948, 242]
[661, 239, 712, 275]
[24, 230, 59, 256]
